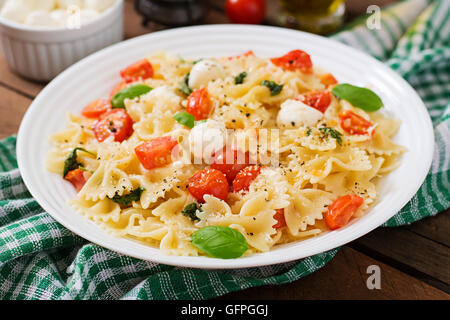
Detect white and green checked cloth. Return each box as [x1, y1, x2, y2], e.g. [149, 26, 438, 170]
[0, 0, 448, 300]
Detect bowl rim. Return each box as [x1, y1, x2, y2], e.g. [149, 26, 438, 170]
[0, 0, 123, 33]
[16, 24, 435, 269]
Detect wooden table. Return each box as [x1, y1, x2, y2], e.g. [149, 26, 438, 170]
[0, 0, 448, 300]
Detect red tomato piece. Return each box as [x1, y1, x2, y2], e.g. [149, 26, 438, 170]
[81, 99, 111, 118]
[211, 147, 253, 184]
[225, 0, 266, 24]
[186, 88, 212, 121]
[319, 73, 338, 87]
[270, 50, 313, 73]
[339, 110, 374, 136]
[298, 91, 331, 113]
[232, 165, 262, 193]
[227, 50, 255, 60]
[110, 81, 128, 99]
[273, 209, 287, 229]
[188, 169, 229, 202]
[64, 169, 87, 192]
[135, 136, 178, 170]
[325, 195, 364, 230]
[120, 59, 154, 83]
[93, 109, 134, 142]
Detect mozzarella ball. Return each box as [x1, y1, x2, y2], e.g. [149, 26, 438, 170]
[56, 0, 84, 9]
[189, 120, 226, 164]
[50, 9, 69, 26]
[0, 0, 31, 23]
[188, 59, 225, 89]
[22, 0, 55, 11]
[277, 99, 323, 128]
[84, 0, 115, 12]
[24, 10, 58, 27]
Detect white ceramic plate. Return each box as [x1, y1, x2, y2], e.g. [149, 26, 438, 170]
[17, 25, 434, 269]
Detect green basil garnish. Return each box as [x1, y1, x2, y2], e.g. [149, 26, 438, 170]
[111, 84, 152, 109]
[182, 203, 202, 221]
[110, 187, 145, 206]
[63, 148, 95, 178]
[261, 80, 283, 96]
[319, 127, 343, 146]
[179, 73, 193, 96]
[234, 71, 247, 85]
[174, 111, 196, 128]
[191, 226, 249, 259]
[331, 83, 383, 112]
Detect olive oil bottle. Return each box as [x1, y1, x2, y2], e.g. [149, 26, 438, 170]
[278, 0, 346, 34]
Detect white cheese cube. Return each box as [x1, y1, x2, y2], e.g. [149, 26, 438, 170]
[277, 99, 323, 128]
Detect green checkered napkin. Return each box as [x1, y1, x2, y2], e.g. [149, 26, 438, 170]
[0, 0, 448, 300]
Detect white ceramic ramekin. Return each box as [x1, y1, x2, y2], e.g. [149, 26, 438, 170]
[0, 0, 124, 82]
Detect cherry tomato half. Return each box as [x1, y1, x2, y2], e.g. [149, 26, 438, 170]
[319, 73, 338, 87]
[273, 209, 287, 229]
[339, 110, 374, 136]
[188, 169, 229, 202]
[64, 168, 87, 192]
[270, 49, 313, 73]
[298, 91, 331, 113]
[211, 147, 253, 184]
[120, 59, 154, 83]
[186, 88, 212, 121]
[232, 165, 262, 193]
[325, 195, 364, 230]
[81, 99, 111, 118]
[135, 136, 178, 170]
[93, 109, 134, 142]
[226, 0, 266, 24]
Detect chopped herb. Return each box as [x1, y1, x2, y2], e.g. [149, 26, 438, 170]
[111, 187, 145, 206]
[182, 203, 202, 221]
[319, 127, 343, 146]
[63, 148, 95, 178]
[179, 73, 192, 96]
[234, 71, 247, 85]
[174, 111, 196, 128]
[261, 80, 283, 96]
[192, 59, 203, 65]
[306, 128, 312, 136]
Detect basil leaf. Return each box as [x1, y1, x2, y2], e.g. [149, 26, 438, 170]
[319, 127, 343, 146]
[179, 73, 193, 96]
[111, 84, 152, 109]
[234, 71, 247, 85]
[174, 111, 196, 128]
[191, 226, 249, 259]
[332, 84, 383, 112]
[111, 187, 145, 206]
[63, 148, 95, 178]
[182, 203, 202, 221]
[261, 80, 283, 96]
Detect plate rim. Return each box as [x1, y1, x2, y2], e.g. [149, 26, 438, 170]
[16, 24, 435, 269]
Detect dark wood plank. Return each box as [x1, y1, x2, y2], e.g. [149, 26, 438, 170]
[219, 247, 450, 300]
[406, 209, 450, 247]
[352, 226, 450, 289]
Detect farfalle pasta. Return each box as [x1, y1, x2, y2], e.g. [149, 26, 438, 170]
[46, 50, 405, 259]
